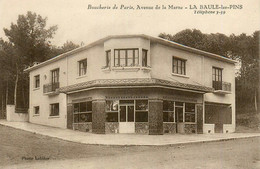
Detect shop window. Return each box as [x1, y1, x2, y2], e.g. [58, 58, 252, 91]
[50, 103, 59, 116]
[73, 101, 92, 123]
[106, 100, 119, 122]
[135, 100, 148, 122]
[106, 112, 118, 122]
[163, 100, 174, 122]
[185, 103, 195, 122]
[135, 111, 148, 122]
[135, 100, 148, 111]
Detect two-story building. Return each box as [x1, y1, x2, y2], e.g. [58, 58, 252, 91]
[24, 34, 236, 135]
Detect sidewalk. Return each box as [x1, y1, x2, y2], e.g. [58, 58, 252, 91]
[0, 120, 259, 146]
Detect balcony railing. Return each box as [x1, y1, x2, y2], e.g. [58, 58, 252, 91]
[212, 81, 231, 94]
[43, 82, 60, 94]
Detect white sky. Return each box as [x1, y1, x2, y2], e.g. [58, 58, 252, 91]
[0, 0, 259, 46]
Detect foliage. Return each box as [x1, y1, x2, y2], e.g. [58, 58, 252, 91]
[0, 11, 79, 111]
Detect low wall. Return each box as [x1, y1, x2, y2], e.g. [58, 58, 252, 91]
[163, 123, 176, 134]
[203, 124, 215, 134]
[223, 124, 235, 133]
[6, 105, 29, 122]
[135, 122, 149, 134]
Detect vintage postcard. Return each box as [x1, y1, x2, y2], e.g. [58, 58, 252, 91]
[0, 0, 259, 168]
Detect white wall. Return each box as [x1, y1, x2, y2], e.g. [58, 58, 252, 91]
[28, 36, 236, 131]
[29, 57, 67, 128]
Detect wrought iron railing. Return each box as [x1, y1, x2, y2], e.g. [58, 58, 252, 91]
[43, 82, 60, 93]
[212, 81, 231, 92]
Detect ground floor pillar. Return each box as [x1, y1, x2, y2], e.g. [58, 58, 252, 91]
[196, 104, 203, 134]
[148, 99, 163, 135]
[67, 103, 73, 129]
[92, 99, 106, 134]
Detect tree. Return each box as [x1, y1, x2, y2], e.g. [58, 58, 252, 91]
[50, 41, 80, 57]
[2, 11, 58, 108]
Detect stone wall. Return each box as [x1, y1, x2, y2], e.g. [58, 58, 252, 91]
[148, 99, 163, 135]
[92, 100, 106, 134]
[135, 122, 149, 134]
[105, 122, 119, 134]
[184, 124, 197, 134]
[163, 123, 176, 134]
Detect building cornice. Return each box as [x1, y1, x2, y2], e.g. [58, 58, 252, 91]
[59, 78, 214, 94]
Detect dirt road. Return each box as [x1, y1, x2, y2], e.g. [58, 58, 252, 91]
[0, 125, 259, 169]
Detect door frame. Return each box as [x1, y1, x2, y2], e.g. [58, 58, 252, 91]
[119, 103, 135, 133]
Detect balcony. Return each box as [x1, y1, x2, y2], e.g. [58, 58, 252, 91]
[43, 82, 60, 95]
[212, 81, 231, 94]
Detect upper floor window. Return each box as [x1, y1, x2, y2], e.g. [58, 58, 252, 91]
[142, 49, 148, 67]
[212, 67, 222, 90]
[34, 75, 40, 88]
[114, 49, 139, 67]
[172, 57, 186, 75]
[51, 69, 59, 83]
[106, 50, 111, 67]
[78, 59, 87, 76]
[50, 103, 59, 117]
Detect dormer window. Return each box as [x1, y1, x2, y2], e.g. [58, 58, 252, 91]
[114, 49, 139, 67]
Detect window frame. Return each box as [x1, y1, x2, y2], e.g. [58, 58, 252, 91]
[73, 101, 92, 123]
[184, 103, 196, 123]
[33, 106, 40, 115]
[172, 57, 186, 75]
[163, 100, 175, 123]
[212, 67, 223, 90]
[51, 68, 59, 84]
[114, 48, 139, 67]
[106, 50, 111, 67]
[34, 75, 40, 89]
[106, 100, 119, 122]
[135, 99, 148, 122]
[142, 49, 148, 67]
[78, 59, 88, 76]
[50, 103, 59, 117]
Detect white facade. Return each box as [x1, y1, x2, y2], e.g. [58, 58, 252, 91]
[26, 35, 236, 133]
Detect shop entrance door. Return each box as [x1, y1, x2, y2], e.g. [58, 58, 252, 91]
[119, 105, 135, 133]
[175, 107, 184, 133]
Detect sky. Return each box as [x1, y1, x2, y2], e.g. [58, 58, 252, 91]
[0, 0, 259, 46]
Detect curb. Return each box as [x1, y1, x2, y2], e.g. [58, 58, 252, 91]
[1, 122, 260, 147]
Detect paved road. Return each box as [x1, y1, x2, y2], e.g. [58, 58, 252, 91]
[0, 125, 259, 169]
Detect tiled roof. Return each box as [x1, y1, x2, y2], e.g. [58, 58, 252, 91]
[59, 78, 214, 93]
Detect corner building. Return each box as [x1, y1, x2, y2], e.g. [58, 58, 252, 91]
[25, 35, 236, 135]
